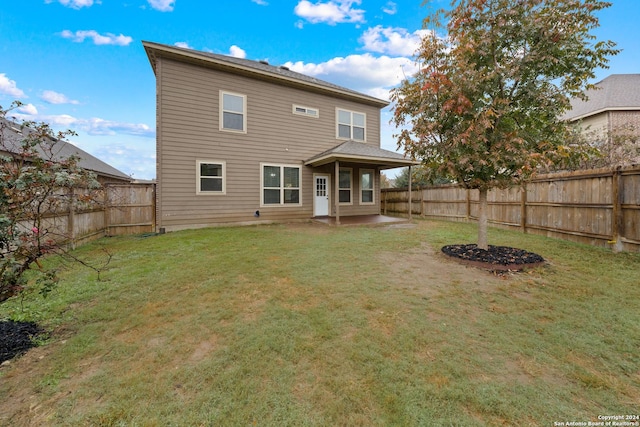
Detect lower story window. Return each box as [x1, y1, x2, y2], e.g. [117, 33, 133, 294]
[198, 161, 225, 194]
[339, 168, 352, 204]
[361, 169, 374, 204]
[262, 164, 301, 205]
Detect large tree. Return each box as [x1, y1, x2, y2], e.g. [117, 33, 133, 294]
[391, 0, 618, 249]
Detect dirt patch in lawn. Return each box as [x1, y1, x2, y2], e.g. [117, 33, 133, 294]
[379, 242, 505, 299]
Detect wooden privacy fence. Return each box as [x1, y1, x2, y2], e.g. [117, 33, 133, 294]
[381, 165, 640, 252]
[65, 182, 155, 245]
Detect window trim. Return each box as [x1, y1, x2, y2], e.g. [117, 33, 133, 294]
[338, 167, 353, 205]
[292, 105, 319, 118]
[360, 169, 375, 205]
[260, 163, 302, 207]
[336, 108, 366, 141]
[219, 90, 247, 133]
[196, 160, 226, 195]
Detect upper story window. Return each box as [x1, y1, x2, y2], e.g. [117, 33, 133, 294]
[293, 105, 319, 118]
[337, 109, 365, 141]
[220, 91, 246, 133]
[197, 161, 226, 194]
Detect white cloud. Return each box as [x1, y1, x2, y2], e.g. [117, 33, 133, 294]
[284, 53, 416, 101]
[174, 42, 192, 49]
[294, 0, 365, 25]
[251, 0, 268, 5]
[382, 1, 397, 15]
[89, 142, 156, 180]
[41, 90, 80, 105]
[83, 118, 154, 137]
[0, 73, 26, 98]
[45, 0, 97, 9]
[229, 45, 247, 59]
[60, 30, 133, 46]
[10, 110, 154, 138]
[360, 26, 429, 57]
[17, 103, 38, 115]
[12, 111, 78, 127]
[148, 0, 174, 12]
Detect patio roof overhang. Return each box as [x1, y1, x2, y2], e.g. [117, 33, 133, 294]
[304, 140, 420, 170]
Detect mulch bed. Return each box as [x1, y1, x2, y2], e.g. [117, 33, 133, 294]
[442, 244, 545, 271]
[0, 320, 44, 364]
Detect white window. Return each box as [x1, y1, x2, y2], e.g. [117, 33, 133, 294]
[337, 109, 365, 141]
[360, 169, 375, 204]
[339, 168, 352, 204]
[220, 91, 246, 132]
[261, 164, 301, 206]
[293, 105, 319, 118]
[197, 161, 226, 194]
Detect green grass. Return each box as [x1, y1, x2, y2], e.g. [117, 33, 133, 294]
[1, 220, 639, 426]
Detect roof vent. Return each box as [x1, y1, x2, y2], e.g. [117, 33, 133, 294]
[259, 60, 269, 65]
[279, 65, 290, 71]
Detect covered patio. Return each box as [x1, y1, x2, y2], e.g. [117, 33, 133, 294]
[305, 140, 420, 226]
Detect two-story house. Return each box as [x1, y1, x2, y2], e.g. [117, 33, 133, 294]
[143, 41, 417, 232]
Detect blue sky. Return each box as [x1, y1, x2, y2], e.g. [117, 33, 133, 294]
[1, 0, 638, 180]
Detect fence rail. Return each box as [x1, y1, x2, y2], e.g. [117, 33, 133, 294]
[381, 165, 640, 252]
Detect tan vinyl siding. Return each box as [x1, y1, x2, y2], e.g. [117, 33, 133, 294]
[578, 112, 609, 140]
[156, 57, 383, 230]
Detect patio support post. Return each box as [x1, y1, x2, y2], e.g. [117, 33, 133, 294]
[334, 160, 340, 225]
[408, 165, 412, 220]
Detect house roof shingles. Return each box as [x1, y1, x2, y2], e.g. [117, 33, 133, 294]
[305, 140, 419, 169]
[564, 74, 640, 121]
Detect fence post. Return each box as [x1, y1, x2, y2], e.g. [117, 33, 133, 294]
[67, 187, 76, 250]
[104, 184, 110, 237]
[521, 184, 527, 233]
[383, 189, 387, 215]
[612, 168, 624, 252]
[408, 166, 413, 220]
[466, 189, 471, 219]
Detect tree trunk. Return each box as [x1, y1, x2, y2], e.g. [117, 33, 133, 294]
[477, 187, 489, 250]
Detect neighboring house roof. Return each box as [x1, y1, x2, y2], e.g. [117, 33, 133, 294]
[305, 140, 419, 169]
[142, 41, 389, 108]
[564, 74, 640, 121]
[1, 118, 131, 182]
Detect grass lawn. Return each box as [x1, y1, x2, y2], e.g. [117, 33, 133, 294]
[0, 220, 639, 426]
